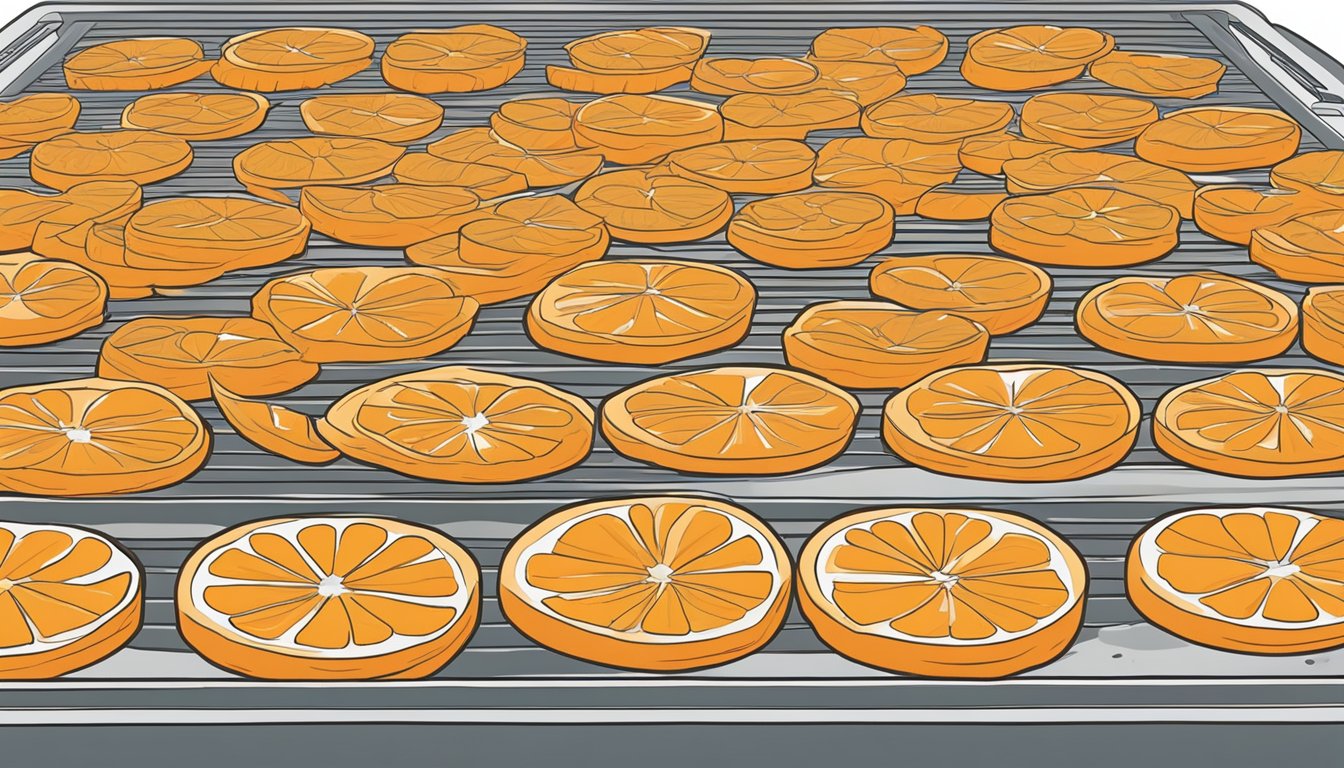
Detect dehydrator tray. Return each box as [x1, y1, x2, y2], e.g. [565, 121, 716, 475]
[3, 0, 1344, 725]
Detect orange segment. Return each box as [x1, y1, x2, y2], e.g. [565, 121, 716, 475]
[0, 94, 80, 160]
[914, 185, 1008, 221]
[31, 131, 191, 192]
[1193, 185, 1337, 245]
[1270, 150, 1344, 208]
[690, 57, 819, 96]
[1004, 149, 1197, 217]
[490, 98, 584, 152]
[209, 377, 338, 465]
[526, 259, 755, 364]
[299, 184, 486, 247]
[123, 197, 310, 271]
[883, 364, 1141, 481]
[869, 254, 1051, 335]
[299, 94, 443, 143]
[392, 152, 527, 197]
[718, 92, 861, 140]
[213, 28, 373, 91]
[63, 38, 211, 90]
[1136, 108, 1301, 172]
[807, 59, 907, 106]
[961, 25, 1114, 91]
[0, 253, 107, 347]
[990, 188, 1181, 267]
[861, 94, 1014, 143]
[958, 132, 1063, 176]
[575, 169, 731, 243]
[1251, 209, 1344, 283]
[573, 94, 722, 164]
[807, 25, 949, 74]
[1304, 286, 1344, 366]
[727, 190, 893, 268]
[658, 139, 815, 194]
[601, 366, 860, 475]
[813, 136, 961, 214]
[1088, 51, 1226, 99]
[233, 137, 404, 204]
[1019, 93, 1158, 148]
[121, 92, 269, 141]
[426, 127, 603, 188]
[381, 25, 526, 93]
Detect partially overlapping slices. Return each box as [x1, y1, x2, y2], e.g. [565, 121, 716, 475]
[657, 139, 815, 194]
[813, 136, 962, 214]
[299, 184, 488, 247]
[1193, 185, 1337, 245]
[426, 127, 603, 188]
[690, 57, 820, 96]
[575, 169, 731, 243]
[572, 94, 722, 164]
[718, 92, 862, 141]
[1003, 149, 1197, 217]
[1251, 209, 1344, 283]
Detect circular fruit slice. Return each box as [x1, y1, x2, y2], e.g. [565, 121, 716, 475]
[299, 184, 486, 247]
[299, 93, 443, 143]
[0, 522, 143, 679]
[807, 25, 949, 74]
[658, 139, 815, 194]
[0, 377, 209, 496]
[861, 94, 1014, 143]
[1128, 506, 1344, 654]
[546, 63, 694, 94]
[124, 197, 310, 270]
[1088, 51, 1226, 99]
[1303, 286, 1344, 367]
[1019, 93, 1158, 149]
[1270, 150, 1344, 208]
[718, 92, 861, 141]
[1004, 149, 1197, 217]
[884, 364, 1140, 482]
[381, 25, 526, 93]
[251, 266, 479, 363]
[990, 187, 1181, 267]
[958, 131, 1062, 176]
[869, 254, 1051, 335]
[783, 301, 988, 389]
[914, 186, 1008, 221]
[63, 37, 211, 90]
[601, 366, 860, 475]
[1251, 210, 1344, 283]
[317, 366, 594, 482]
[1077, 272, 1299, 363]
[961, 25, 1114, 91]
[575, 169, 731, 243]
[526, 259, 755, 364]
[573, 94, 722, 164]
[690, 57, 820, 96]
[1154, 368, 1344, 478]
[0, 93, 80, 159]
[0, 253, 107, 347]
[31, 131, 192, 192]
[426, 127, 603, 188]
[799, 506, 1086, 678]
[209, 377, 338, 466]
[499, 496, 792, 672]
[490, 98, 583, 151]
[1193, 185, 1334, 245]
[1136, 108, 1300, 172]
[565, 26, 709, 74]
[177, 516, 480, 679]
[813, 136, 962, 214]
[727, 190, 893, 268]
[808, 60, 908, 106]
[213, 28, 373, 91]
[233, 137, 404, 204]
[121, 92, 269, 141]
[392, 153, 527, 197]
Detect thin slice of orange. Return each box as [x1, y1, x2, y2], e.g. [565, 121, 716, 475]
[490, 98, 583, 152]
[64, 38, 212, 90]
[914, 185, 1008, 221]
[564, 27, 710, 74]
[807, 25, 948, 74]
[391, 152, 527, 197]
[573, 94, 722, 164]
[861, 93, 1014, 143]
[526, 259, 755, 364]
[299, 93, 443, 143]
[318, 366, 595, 483]
[381, 25, 526, 93]
[546, 63, 694, 94]
[1089, 51, 1226, 99]
[783, 301, 988, 389]
[123, 197, 310, 272]
[209, 377, 338, 465]
[884, 364, 1140, 482]
[1251, 209, 1344, 283]
[575, 169, 731, 243]
[799, 507, 1086, 678]
[0, 253, 106, 347]
[1154, 369, 1344, 478]
[1019, 93, 1158, 148]
[31, 131, 191, 192]
[807, 60, 907, 106]
[690, 57, 820, 96]
[813, 136, 961, 214]
[213, 28, 373, 91]
[718, 92, 861, 140]
[1304, 286, 1344, 366]
[869, 254, 1052, 335]
[426, 127, 603, 188]
[658, 139, 815, 194]
[1136, 108, 1301, 172]
[0, 94, 80, 159]
[43, 222, 195, 299]
[299, 184, 487, 247]
[601, 366, 860, 475]
[1270, 150, 1344, 208]
[1193, 185, 1336, 245]
[1077, 272, 1299, 363]
[991, 187, 1181, 267]
[0, 377, 209, 497]
[17, 180, 142, 256]
[499, 496, 792, 671]
[958, 132, 1063, 176]
[177, 516, 480, 679]
[961, 25, 1114, 91]
[251, 266, 479, 363]
[727, 190, 893, 268]
[233, 137, 404, 204]
[121, 92, 269, 141]
[1004, 149, 1197, 217]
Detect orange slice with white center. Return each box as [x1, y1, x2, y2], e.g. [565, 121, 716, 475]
[212, 28, 373, 92]
[1193, 185, 1336, 245]
[727, 190, 893, 269]
[990, 187, 1181, 267]
[0, 253, 107, 347]
[426, 127, 603, 188]
[1004, 149, 1197, 217]
[1136, 108, 1301, 172]
[1089, 51, 1226, 99]
[658, 139, 815, 194]
[31, 131, 191, 192]
[1019, 92, 1158, 149]
[299, 93, 444, 144]
[575, 169, 731, 243]
[210, 377, 338, 466]
[490, 98, 584, 152]
[573, 94, 722, 164]
[123, 197, 310, 271]
[914, 185, 1009, 221]
[690, 57, 820, 96]
[121, 92, 269, 141]
[233, 137, 404, 204]
[813, 136, 961, 214]
[718, 92, 861, 140]
[392, 153, 527, 197]
[861, 94, 1014, 144]
[1270, 150, 1344, 208]
[381, 25, 526, 93]
[63, 37, 212, 90]
[961, 25, 1114, 91]
[299, 184, 487, 247]
[547, 27, 708, 94]
[0, 93, 80, 159]
[869, 254, 1051, 335]
[1303, 286, 1344, 366]
[958, 132, 1063, 176]
[1251, 209, 1344, 283]
[807, 25, 948, 74]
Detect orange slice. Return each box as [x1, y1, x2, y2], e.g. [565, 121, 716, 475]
[381, 25, 526, 93]
[869, 254, 1051, 335]
[299, 184, 485, 248]
[1303, 286, 1344, 366]
[547, 27, 708, 94]
[1251, 209, 1344, 283]
[0, 522, 143, 679]
[490, 98, 583, 152]
[658, 139, 815, 194]
[251, 266, 479, 363]
[807, 60, 908, 106]
[499, 496, 792, 671]
[1270, 150, 1344, 208]
[299, 94, 443, 143]
[53, 222, 218, 299]
[573, 94, 722, 165]
[209, 377, 337, 466]
[1193, 185, 1337, 245]
[727, 190, 893, 268]
[546, 64, 694, 95]
[798, 507, 1086, 678]
[123, 197, 310, 271]
[690, 57, 820, 96]
[212, 28, 373, 91]
[718, 92, 861, 140]
[317, 366, 594, 483]
[813, 136, 961, 214]
[783, 301, 988, 389]
[0, 93, 80, 160]
[958, 132, 1063, 176]
[1077, 272, 1299, 363]
[0, 377, 209, 497]
[121, 92, 269, 141]
[807, 25, 949, 74]
[1004, 149, 1197, 217]
[391, 153, 527, 197]
[914, 185, 1009, 221]
[961, 25, 1114, 91]
[63, 38, 212, 90]
[233, 137, 404, 204]
[526, 259, 755, 364]
[177, 516, 480, 679]
[991, 188, 1180, 267]
[1088, 51, 1226, 99]
[885, 364, 1140, 481]
[861, 94, 1014, 143]
[1019, 93, 1158, 148]
[20, 180, 142, 257]
[1135, 108, 1301, 172]
[575, 169, 730, 243]
[31, 131, 191, 192]
[1128, 506, 1344, 655]
[426, 127, 603, 188]
[601, 366, 860, 475]
[1154, 369, 1344, 478]
[0, 253, 106, 347]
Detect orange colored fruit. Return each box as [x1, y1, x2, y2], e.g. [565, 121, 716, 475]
[869, 254, 1051, 335]
[121, 92, 269, 141]
[526, 259, 755, 364]
[601, 366, 860, 475]
[299, 93, 443, 143]
[914, 185, 1008, 221]
[426, 127, 603, 188]
[21, 180, 143, 256]
[299, 184, 486, 247]
[572, 94, 722, 164]
[1193, 185, 1336, 245]
[1004, 149, 1197, 217]
[718, 92, 861, 140]
[212, 28, 373, 91]
[499, 496, 792, 672]
[958, 131, 1062, 176]
[42, 223, 163, 300]
[547, 27, 708, 94]
[0, 253, 106, 347]
[0, 93, 80, 159]
[546, 64, 694, 95]
[1089, 51, 1226, 99]
[1270, 150, 1344, 208]
[807, 25, 948, 74]
[575, 169, 731, 243]
[381, 25, 526, 93]
[1251, 209, 1344, 283]
[31, 131, 191, 192]
[1136, 108, 1300, 172]
[124, 197, 310, 271]
[690, 57, 819, 96]
[64, 38, 211, 90]
[861, 93, 1013, 143]
[490, 98, 583, 152]
[658, 139, 815, 194]
[798, 507, 1086, 678]
[1019, 92, 1158, 148]
[210, 377, 338, 466]
[813, 136, 961, 214]
[233, 137, 404, 204]
[991, 188, 1181, 266]
[961, 25, 1114, 91]
[392, 153, 527, 197]
[177, 516, 480, 679]
[807, 59, 908, 106]
[1303, 286, 1344, 366]
[727, 190, 893, 268]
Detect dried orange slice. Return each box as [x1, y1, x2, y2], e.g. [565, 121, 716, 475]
[727, 190, 893, 269]
[381, 25, 526, 93]
[299, 94, 443, 143]
[884, 364, 1140, 482]
[547, 27, 708, 94]
[861, 94, 1013, 143]
[426, 127, 603, 188]
[1154, 369, 1344, 478]
[658, 139, 815, 194]
[41, 223, 172, 300]
[1193, 185, 1336, 245]
[1089, 51, 1226, 99]
[318, 366, 594, 483]
[526, 259, 755, 364]
[123, 197, 310, 272]
[0, 93, 80, 160]
[121, 92, 269, 141]
[392, 153, 527, 197]
[1128, 506, 1344, 655]
[798, 507, 1086, 678]
[807, 25, 949, 75]
[251, 266, 479, 363]
[21, 180, 142, 257]
[813, 136, 961, 214]
[209, 377, 338, 466]
[690, 57, 820, 96]
[783, 301, 988, 389]
[1303, 286, 1344, 366]
[807, 59, 907, 106]
[1077, 272, 1299, 363]
[914, 185, 1008, 221]
[499, 496, 792, 671]
[1004, 149, 1197, 217]
[0, 253, 106, 347]
[299, 184, 486, 248]
[958, 132, 1062, 176]
[1019, 93, 1158, 148]
[64, 37, 211, 90]
[31, 131, 191, 192]
[573, 94, 722, 165]
[177, 516, 480, 679]
[546, 64, 694, 95]
[961, 25, 1114, 91]
[869, 254, 1051, 335]
[490, 98, 583, 152]
[718, 92, 861, 140]
[575, 169, 730, 243]
[991, 188, 1180, 267]
[0, 377, 209, 497]
[1251, 209, 1344, 283]
[1136, 108, 1301, 172]
[233, 137, 404, 204]
[212, 28, 373, 91]
[1270, 150, 1344, 208]
[0, 522, 143, 679]
[601, 366, 860, 475]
